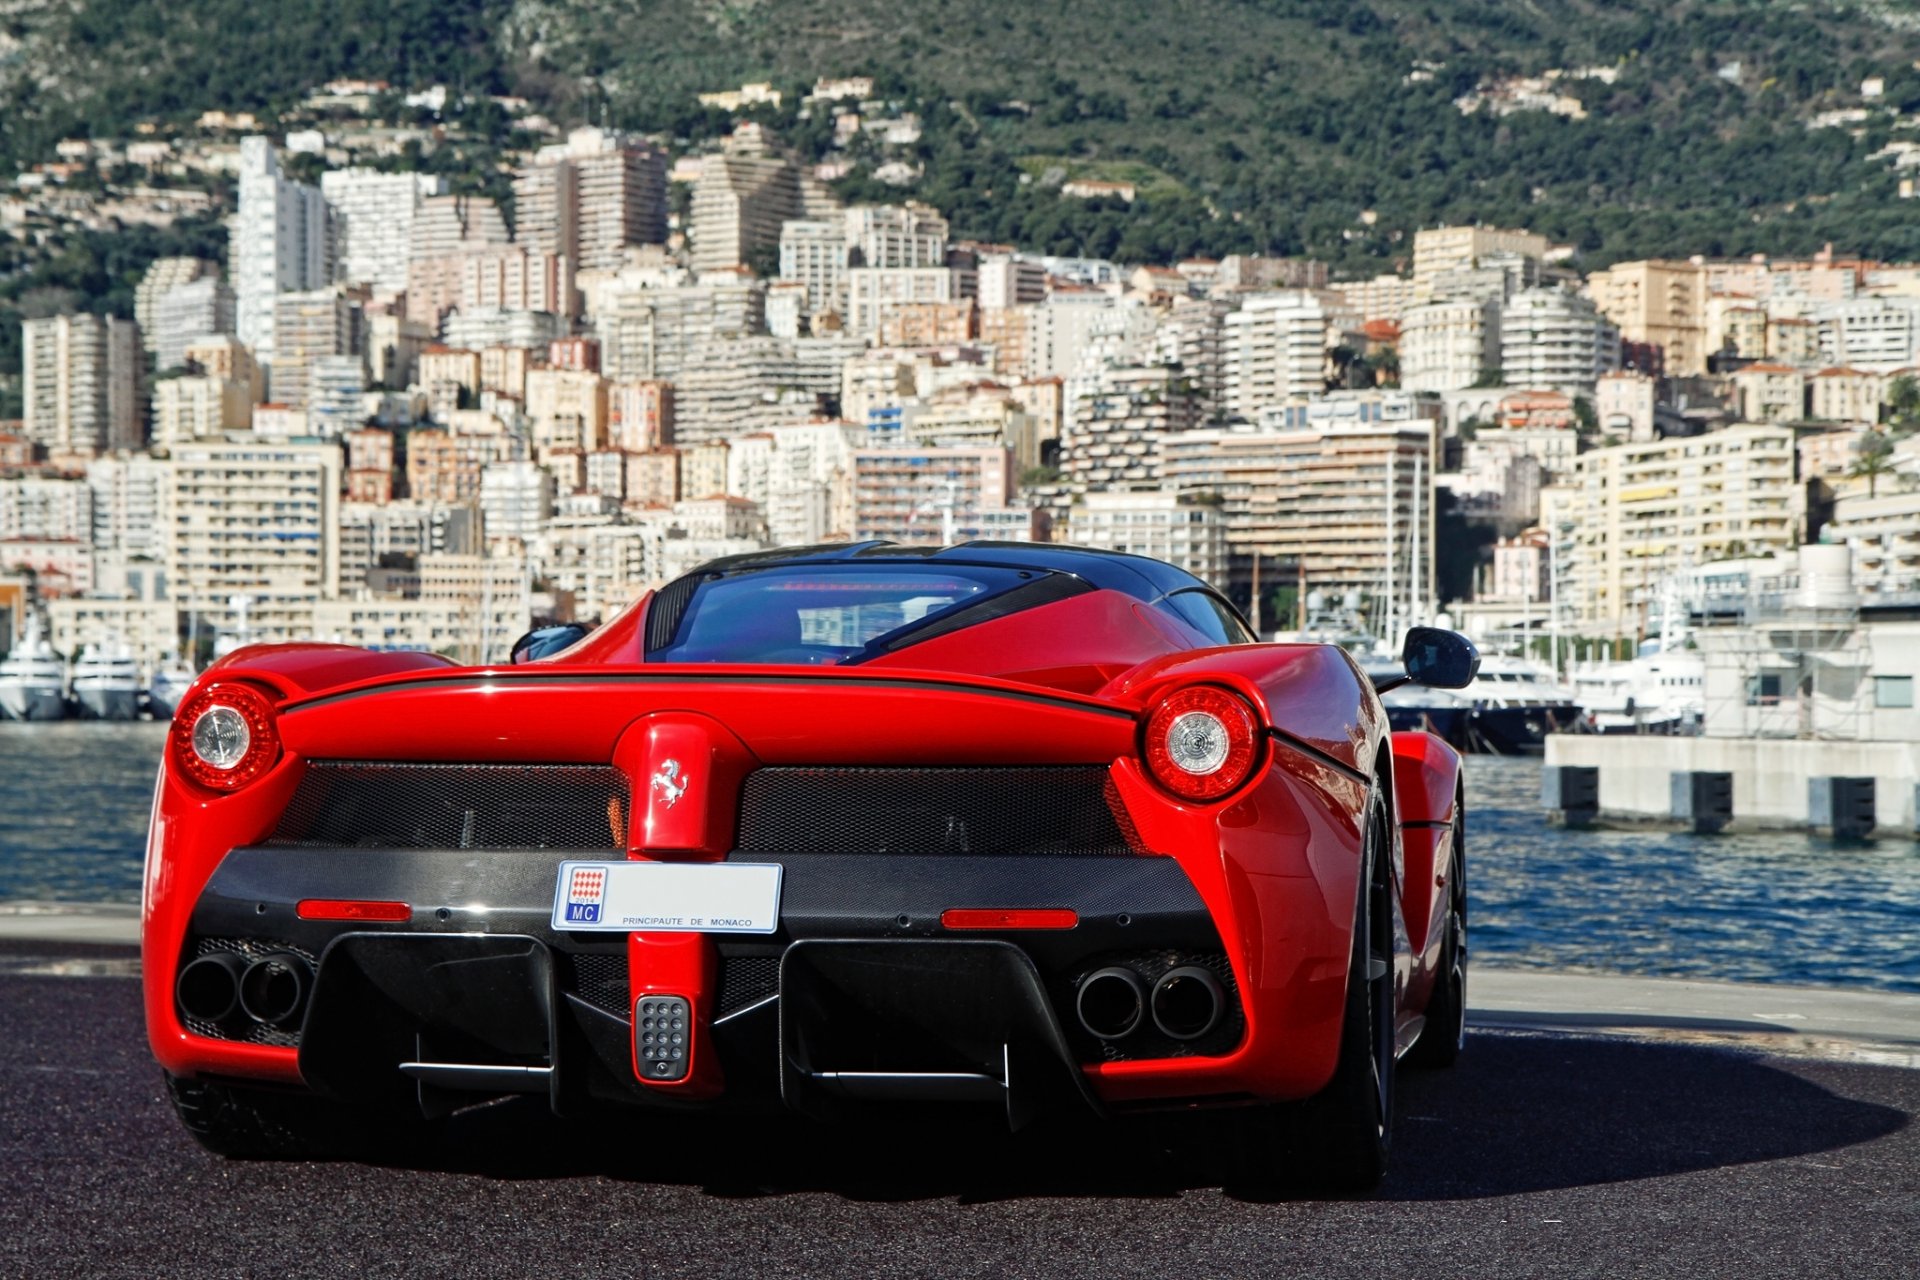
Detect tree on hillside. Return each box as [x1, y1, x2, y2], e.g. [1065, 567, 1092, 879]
[1886, 374, 1920, 434]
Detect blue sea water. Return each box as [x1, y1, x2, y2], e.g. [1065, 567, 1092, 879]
[3, 725, 1918, 993]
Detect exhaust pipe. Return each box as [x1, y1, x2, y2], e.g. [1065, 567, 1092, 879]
[176, 953, 247, 1022]
[238, 953, 311, 1029]
[1076, 966, 1147, 1040]
[1150, 966, 1224, 1041]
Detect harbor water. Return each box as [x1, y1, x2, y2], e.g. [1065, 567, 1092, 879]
[2, 726, 1917, 994]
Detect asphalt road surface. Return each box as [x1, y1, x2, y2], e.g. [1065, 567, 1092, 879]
[5, 940, 1916, 1280]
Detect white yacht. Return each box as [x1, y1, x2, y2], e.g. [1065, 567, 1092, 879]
[147, 654, 197, 721]
[71, 643, 142, 721]
[1571, 643, 1705, 735]
[0, 615, 68, 721]
[1451, 653, 1585, 753]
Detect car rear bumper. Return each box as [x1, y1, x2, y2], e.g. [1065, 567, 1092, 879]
[155, 846, 1259, 1122]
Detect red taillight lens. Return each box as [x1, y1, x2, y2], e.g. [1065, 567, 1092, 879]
[941, 908, 1079, 931]
[296, 899, 412, 923]
[171, 683, 281, 792]
[1143, 686, 1260, 802]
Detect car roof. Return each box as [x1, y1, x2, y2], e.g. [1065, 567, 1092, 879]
[684, 540, 1212, 605]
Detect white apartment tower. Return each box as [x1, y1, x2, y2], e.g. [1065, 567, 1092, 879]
[1399, 298, 1501, 392]
[232, 137, 333, 356]
[321, 168, 446, 296]
[134, 258, 218, 361]
[22, 314, 143, 453]
[1222, 292, 1331, 418]
[1499, 287, 1620, 396]
[152, 277, 236, 373]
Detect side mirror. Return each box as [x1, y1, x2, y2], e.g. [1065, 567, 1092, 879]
[509, 623, 590, 664]
[1401, 627, 1480, 690]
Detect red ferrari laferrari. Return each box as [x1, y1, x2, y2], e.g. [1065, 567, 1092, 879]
[144, 542, 1474, 1189]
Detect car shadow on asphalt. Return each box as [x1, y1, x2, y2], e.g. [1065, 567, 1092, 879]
[363, 1028, 1908, 1202]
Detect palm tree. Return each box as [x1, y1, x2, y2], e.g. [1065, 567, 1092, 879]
[1849, 430, 1895, 498]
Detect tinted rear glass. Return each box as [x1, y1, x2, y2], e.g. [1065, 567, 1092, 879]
[650, 565, 1034, 664]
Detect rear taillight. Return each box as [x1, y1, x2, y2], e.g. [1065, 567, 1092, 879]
[1143, 686, 1260, 802]
[171, 683, 281, 792]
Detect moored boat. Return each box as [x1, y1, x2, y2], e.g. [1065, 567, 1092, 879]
[0, 615, 68, 722]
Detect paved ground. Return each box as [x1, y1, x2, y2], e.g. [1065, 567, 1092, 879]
[5, 939, 1917, 1279]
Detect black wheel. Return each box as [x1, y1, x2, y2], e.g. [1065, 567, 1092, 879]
[1220, 787, 1396, 1194]
[1407, 792, 1467, 1069]
[164, 1073, 421, 1160]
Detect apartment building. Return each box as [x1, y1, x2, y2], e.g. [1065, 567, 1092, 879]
[22, 314, 143, 453]
[268, 290, 360, 408]
[525, 367, 610, 456]
[1498, 287, 1619, 396]
[1222, 292, 1331, 417]
[1561, 424, 1801, 632]
[163, 439, 343, 641]
[1063, 490, 1231, 589]
[1410, 226, 1549, 302]
[514, 127, 668, 274]
[1586, 259, 1709, 377]
[1063, 363, 1203, 487]
[1398, 298, 1499, 392]
[610, 380, 675, 451]
[321, 168, 445, 296]
[691, 127, 834, 274]
[1160, 422, 1438, 608]
[1816, 297, 1920, 372]
[134, 257, 218, 362]
[849, 444, 1013, 544]
[403, 194, 512, 328]
[150, 277, 235, 374]
[232, 137, 332, 357]
[151, 374, 251, 446]
[406, 418, 514, 504]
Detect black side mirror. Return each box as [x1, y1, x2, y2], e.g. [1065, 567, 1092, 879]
[509, 623, 590, 664]
[1401, 627, 1480, 690]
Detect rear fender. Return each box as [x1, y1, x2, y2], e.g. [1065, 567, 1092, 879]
[1390, 731, 1462, 963]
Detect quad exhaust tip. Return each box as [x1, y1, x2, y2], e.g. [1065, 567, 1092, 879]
[237, 953, 312, 1029]
[1150, 965, 1224, 1041]
[1076, 966, 1147, 1040]
[175, 953, 247, 1023]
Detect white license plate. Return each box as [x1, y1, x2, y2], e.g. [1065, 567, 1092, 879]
[551, 861, 783, 935]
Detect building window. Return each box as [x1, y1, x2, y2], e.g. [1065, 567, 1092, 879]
[1876, 675, 1914, 709]
[1746, 673, 1784, 706]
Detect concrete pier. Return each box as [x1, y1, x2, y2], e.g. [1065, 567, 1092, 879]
[1545, 734, 1920, 837]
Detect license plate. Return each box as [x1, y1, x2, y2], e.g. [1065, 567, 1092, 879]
[551, 861, 782, 934]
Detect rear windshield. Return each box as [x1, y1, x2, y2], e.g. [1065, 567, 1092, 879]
[650, 565, 1036, 664]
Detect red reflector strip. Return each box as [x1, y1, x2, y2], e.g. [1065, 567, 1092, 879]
[295, 899, 412, 923]
[940, 908, 1078, 931]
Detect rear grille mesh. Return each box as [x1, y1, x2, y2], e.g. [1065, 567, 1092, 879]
[735, 765, 1138, 857]
[269, 762, 628, 850]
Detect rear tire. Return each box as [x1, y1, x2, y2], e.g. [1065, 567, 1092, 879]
[1221, 787, 1396, 1194]
[164, 1073, 419, 1160]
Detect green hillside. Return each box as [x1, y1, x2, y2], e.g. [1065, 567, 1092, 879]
[9, 0, 1920, 268]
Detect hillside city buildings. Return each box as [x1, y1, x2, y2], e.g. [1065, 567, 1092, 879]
[6, 93, 1920, 674]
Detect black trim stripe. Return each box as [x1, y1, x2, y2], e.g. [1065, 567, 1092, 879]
[1264, 728, 1371, 785]
[280, 671, 1138, 721]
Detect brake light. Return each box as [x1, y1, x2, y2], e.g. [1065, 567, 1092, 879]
[941, 908, 1078, 931]
[171, 683, 282, 792]
[1143, 686, 1260, 802]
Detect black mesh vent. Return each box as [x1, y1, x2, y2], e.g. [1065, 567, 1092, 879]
[179, 936, 318, 1047]
[717, 955, 781, 1016]
[735, 766, 1138, 856]
[269, 762, 628, 850]
[1064, 950, 1244, 1063]
[567, 951, 630, 1018]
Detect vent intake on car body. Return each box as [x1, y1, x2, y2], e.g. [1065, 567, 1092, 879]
[269, 762, 629, 850]
[735, 765, 1141, 856]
